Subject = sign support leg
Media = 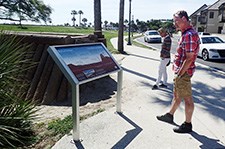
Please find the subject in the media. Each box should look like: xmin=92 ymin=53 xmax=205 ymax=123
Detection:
xmin=72 ymin=84 xmax=80 ymax=141
xmin=116 ymin=70 xmax=123 ymax=113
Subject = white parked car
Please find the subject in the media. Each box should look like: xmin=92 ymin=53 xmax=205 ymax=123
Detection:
xmin=144 ymin=30 xmax=162 ymax=43
xmin=198 ymin=35 xmax=225 ymax=61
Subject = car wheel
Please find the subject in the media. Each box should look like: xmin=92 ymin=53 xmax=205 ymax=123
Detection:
xmin=145 ymin=38 xmax=148 ymax=42
xmin=202 ymin=49 xmax=209 ymax=61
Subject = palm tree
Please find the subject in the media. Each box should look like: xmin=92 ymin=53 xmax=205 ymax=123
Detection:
xmin=104 ymin=20 xmax=108 ymax=29
xmin=118 ymin=0 xmax=125 ymax=53
xmin=124 ymin=19 xmax=129 ymax=30
xmin=88 ymin=22 xmax=92 ymax=27
xmin=82 ymin=18 xmax=88 ymax=27
xmin=78 ymin=10 xmax=84 ymax=27
xmin=110 ymin=22 xmax=114 ymax=27
xmin=71 ymin=10 xmax=77 ymax=27
xmin=0 ymin=32 xmax=37 ymax=148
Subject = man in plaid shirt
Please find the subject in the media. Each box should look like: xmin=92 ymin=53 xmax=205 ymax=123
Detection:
xmin=156 ymin=10 xmax=200 ymax=133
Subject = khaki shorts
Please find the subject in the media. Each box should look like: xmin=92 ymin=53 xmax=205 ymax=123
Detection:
xmin=174 ymin=73 xmax=192 ymax=98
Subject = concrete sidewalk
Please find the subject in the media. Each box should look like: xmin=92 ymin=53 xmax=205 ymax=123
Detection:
xmin=52 ymin=38 xmax=225 ymax=149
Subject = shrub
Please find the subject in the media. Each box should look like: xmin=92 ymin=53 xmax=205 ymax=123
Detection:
xmin=0 ymin=31 xmax=37 ymax=148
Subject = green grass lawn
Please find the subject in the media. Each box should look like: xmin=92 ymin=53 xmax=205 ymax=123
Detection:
xmin=0 ymin=24 xmax=119 ymax=53
xmin=0 ymin=24 xmax=93 ymax=33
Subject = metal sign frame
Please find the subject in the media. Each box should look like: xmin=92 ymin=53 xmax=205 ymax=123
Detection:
xmin=47 ymin=42 xmax=123 ymax=141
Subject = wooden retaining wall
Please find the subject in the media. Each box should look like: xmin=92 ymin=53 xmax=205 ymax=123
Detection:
xmin=8 ymin=32 xmax=104 ymax=104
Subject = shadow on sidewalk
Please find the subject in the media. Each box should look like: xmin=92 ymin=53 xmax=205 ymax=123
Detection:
xmin=122 ymin=67 xmax=156 ymax=82
xmin=111 ymin=112 xmax=143 ymax=149
xmin=70 ymin=112 xmax=143 ymax=149
xmin=190 ymin=131 xmax=225 ymax=149
xmin=192 ymin=66 xmax=225 ymax=121
xmin=129 ymin=53 xmax=160 ymax=62
xmin=73 ymin=140 xmax=85 ymax=149
xmin=151 ymin=64 xmax=225 ymax=122
xmin=193 ymin=80 xmax=225 ymax=121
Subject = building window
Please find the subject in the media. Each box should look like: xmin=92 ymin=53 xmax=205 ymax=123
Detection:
xmin=209 ymin=12 xmax=214 ymax=18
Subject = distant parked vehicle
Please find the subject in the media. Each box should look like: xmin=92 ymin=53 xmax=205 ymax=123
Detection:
xmin=198 ymin=32 xmax=211 ymax=36
xmin=144 ymin=30 xmax=162 ymax=43
xmin=198 ymin=35 xmax=225 ymax=61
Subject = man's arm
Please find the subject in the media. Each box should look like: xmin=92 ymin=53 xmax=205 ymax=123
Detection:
xmin=177 ymin=52 xmax=194 ymax=76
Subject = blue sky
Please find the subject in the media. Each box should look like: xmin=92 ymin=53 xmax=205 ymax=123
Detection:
xmin=0 ymin=0 xmax=217 ymax=25
xmin=41 ymin=0 xmax=216 ymax=25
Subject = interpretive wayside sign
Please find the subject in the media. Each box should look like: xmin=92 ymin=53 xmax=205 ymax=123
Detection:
xmin=56 ymin=44 xmax=120 ymax=82
xmin=48 ymin=43 xmax=121 ymax=84
xmin=47 ymin=43 xmax=123 ymax=141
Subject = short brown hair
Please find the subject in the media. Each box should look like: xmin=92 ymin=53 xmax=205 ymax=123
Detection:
xmin=174 ymin=10 xmax=189 ymax=21
xmin=158 ymin=27 xmax=167 ymax=33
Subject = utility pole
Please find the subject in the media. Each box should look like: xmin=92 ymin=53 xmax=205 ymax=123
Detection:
xmin=132 ymin=15 xmax=134 ymax=37
xmin=127 ymin=0 xmax=132 ymax=45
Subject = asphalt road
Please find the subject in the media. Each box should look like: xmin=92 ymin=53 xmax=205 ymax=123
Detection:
xmin=136 ymin=35 xmax=225 ymax=72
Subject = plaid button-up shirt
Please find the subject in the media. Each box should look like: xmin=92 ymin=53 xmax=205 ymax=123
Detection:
xmin=160 ymin=35 xmax=172 ymax=58
xmin=173 ymin=27 xmax=200 ymax=76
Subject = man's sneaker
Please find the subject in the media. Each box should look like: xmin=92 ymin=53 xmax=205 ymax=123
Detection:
xmin=159 ymin=83 xmax=167 ymax=88
xmin=173 ymin=122 xmax=192 ymax=133
xmin=152 ymin=85 xmax=158 ymax=90
xmin=156 ymin=113 xmax=173 ymax=124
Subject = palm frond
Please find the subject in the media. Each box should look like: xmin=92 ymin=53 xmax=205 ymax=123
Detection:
xmin=0 ymin=31 xmax=38 ymax=148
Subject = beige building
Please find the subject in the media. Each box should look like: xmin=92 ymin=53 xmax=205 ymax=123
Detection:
xmin=190 ymin=0 xmax=225 ymax=33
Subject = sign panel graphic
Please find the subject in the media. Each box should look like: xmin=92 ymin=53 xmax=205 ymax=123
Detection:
xmin=55 ymin=44 xmax=120 ymax=82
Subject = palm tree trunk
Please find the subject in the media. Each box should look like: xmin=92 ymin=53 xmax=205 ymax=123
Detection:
xmin=94 ymin=0 xmax=103 ymax=37
xmin=118 ymin=0 xmax=125 ymax=53
xmin=79 ymin=14 xmax=81 ymax=26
